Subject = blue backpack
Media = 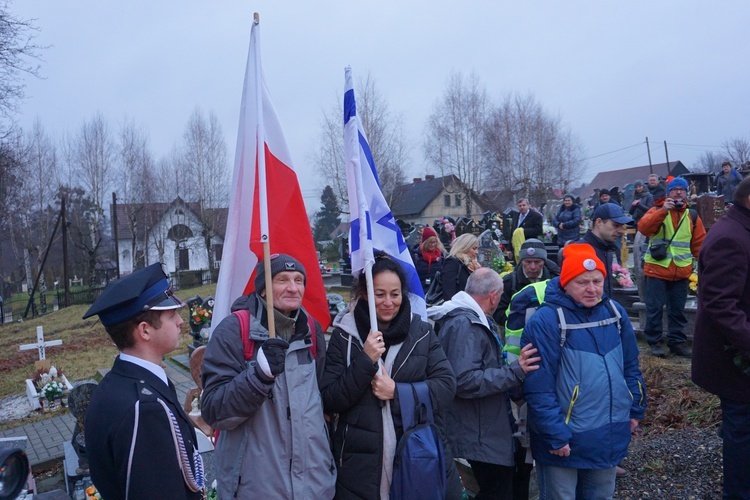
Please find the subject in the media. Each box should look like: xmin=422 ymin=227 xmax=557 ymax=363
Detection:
xmin=390 ymin=381 xmax=446 ymax=500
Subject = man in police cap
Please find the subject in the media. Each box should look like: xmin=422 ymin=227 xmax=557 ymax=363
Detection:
xmin=83 ymin=263 xmax=204 ymax=500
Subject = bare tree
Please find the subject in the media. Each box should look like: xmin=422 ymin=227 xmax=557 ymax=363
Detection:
xmin=0 ymin=125 xmax=57 ymax=289
xmin=722 ymin=136 xmax=750 ymax=168
xmin=694 ymin=150 xmax=723 ymax=173
xmin=0 ymin=130 xmax=24 ymax=284
xmin=483 ymin=92 xmax=585 ymax=207
xmin=312 ymin=71 xmax=410 ymax=207
xmin=69 ymin=113 xmax=115 ymax=283
xmin=0 ymin=2 xmax=43 ymax=132
xmin=180 ymin=107 xmax=229 ymax=271
xmin=74 ymin=113 xmax=115 ymax=213
xmin=115 ymin=117 xmax=156 ymax=270
xmin=19 ymin=120 xmax=61 ymax=284
xmin=423 ymin=71 xmax=489 ymax=215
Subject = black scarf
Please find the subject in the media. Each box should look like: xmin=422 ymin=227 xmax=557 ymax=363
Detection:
xmin=353 ymin=297 xmax=411 ymax=347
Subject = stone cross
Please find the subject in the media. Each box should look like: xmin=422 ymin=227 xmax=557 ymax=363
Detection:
xmin=20 ymin=326 xmax=62 ymax=361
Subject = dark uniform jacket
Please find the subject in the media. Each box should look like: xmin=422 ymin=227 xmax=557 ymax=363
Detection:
xmin=85 ymin=357 xmax=202 ymax=500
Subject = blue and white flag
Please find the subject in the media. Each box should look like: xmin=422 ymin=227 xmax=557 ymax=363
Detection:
xmin=344 ymin=66 xmax=426 ymax=319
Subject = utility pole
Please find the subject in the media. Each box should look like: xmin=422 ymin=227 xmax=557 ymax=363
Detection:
xmin=664 ymin=141 xmax=671 ymax=177
xmin=112 ymin=192 xmax=120 ymax=279
xmin=62 ymin=196 xmax=70 ymax=308
xmin=646 ymin=137 xmax=653 ymax=175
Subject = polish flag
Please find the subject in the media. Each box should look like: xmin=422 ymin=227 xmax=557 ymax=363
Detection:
xmin=211 ymin=16 xmax=330 ymax=331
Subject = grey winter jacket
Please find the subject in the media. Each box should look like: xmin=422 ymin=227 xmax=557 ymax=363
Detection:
xmin=201 ymin=293 xmax=336 ymax=499
xmin=433 ymin=296 xmax=526 ymax=466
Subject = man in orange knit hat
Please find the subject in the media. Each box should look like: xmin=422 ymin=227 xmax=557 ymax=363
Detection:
xmin=521 ymin=244 xmax=646 ymax=499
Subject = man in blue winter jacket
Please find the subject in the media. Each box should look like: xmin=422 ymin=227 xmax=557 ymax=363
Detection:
xmin=521 ymin=244 xmax=646 ymax=499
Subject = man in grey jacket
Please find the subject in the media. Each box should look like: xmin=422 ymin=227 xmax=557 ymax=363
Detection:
xmin=201 ymin=254 xmax=336 ymax=498
xmin=429 ymin=268 xmax=540 ymax=500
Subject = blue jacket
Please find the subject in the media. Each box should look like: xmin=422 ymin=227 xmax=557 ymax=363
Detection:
xmin=553 ymin=204 xmax=582 ymax=245
xmin=520 ymin=278 xmax=646 ymax=469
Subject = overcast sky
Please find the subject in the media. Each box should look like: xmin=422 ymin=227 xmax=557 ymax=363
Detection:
xmin=12 ymin=1 xmax=750 ymax=212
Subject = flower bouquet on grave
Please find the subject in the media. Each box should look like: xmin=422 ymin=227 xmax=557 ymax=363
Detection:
xmin=33 ymin=366 xmax=67 ymax=410
xmin=41 ymin=380 xmax=65 ymax=410
xmin=612 ymin=263 xmax=634 ymax=288
xmin=541 ymin=223 xmax=557 ymax=245
xmin=191 ymin=304 xmax=212 ymax=327
xmin=489 ymin=254 xmax=505 ymax=274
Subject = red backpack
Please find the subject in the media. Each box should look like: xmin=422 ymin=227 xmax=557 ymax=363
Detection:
xmin=213 ymin=310 xmax=319 ymax=445
xmin=232 ymin=309 xmax=318 ymax=360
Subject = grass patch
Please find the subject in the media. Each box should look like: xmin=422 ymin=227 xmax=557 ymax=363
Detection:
xmin=638 ymin=344 xmax=721 ymax=434
xmin=0 ymin=283 xmax=217 ymax=401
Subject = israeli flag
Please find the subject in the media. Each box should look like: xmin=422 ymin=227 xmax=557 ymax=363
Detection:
xmin=344 ymin=66 xmax=426 ymax=319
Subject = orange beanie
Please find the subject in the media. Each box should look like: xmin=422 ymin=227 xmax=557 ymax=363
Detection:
xmin=560 ymin=244 xmax=607 ymax=288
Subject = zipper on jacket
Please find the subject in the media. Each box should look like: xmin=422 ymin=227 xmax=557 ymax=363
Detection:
xmin=392 ymin=330 xmax=429 ymax=378
xmin=339 ymin=424 xmax=349 ymax=467
xmin=565 ymin=385 xmax=579 ymax=424
xmin=287 ymin=406 xmax=291 ymax=420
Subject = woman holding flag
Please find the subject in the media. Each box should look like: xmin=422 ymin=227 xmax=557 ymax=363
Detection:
xmin=321 ymin=252 xmax=462 ymax=499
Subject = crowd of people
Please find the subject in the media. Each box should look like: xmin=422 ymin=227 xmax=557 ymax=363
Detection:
xmin=78 ymin=164 xmax=748 ymax=499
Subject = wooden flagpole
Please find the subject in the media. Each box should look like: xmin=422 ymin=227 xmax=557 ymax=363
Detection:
xmin=253 ymin=12 xmax=276 ymax=338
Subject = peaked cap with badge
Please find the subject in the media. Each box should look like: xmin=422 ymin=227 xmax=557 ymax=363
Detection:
xmin=83 ymin=263 xmax=185 ymax=327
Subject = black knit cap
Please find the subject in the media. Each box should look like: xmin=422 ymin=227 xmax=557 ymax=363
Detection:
xmin=254 ymin=254 xmax=307 ymax=293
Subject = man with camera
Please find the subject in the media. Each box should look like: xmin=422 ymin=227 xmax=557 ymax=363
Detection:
xmin=638 ymin=177 xmax=706 ymax=358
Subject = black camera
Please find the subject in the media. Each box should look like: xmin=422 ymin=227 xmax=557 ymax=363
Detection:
xmin=674 ymin=199 xmax=685 ymax=210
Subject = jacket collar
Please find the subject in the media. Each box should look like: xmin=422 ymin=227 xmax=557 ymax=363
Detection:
xmin=112 ymin=356 xmax=179 ymax=406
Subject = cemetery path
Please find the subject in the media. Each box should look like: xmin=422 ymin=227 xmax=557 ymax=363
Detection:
xmin=0 ymin=357 xmax=195 ymax=466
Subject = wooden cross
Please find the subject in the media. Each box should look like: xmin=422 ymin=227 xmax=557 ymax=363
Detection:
xmin=20 ymin=326 xmax=62 ymax=362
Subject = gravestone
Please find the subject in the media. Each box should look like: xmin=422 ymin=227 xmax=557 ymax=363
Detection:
xmin=455 ymin=218 xmax=470 ymax=237
xmin=402 ymin=224 xmax=420 ymax=250
xmin=469 ymin=219 xmax=482 ymax=236
xmin=501 ymin=209 xmax=518 ymax=242
xmin=20 ymin=326 xmax=63 ymax=362
xmin=477 ymin=230 xmax=501 ymax=268
xmin=187 ymin=295 xmax=213 ymax=354
xmin=67 ymin=383 xmax=98 ymax=474
xmin=20 ymin=327 xmax=71 ymax=409
xmin=695 ymin=194 xmax=725 ymax=230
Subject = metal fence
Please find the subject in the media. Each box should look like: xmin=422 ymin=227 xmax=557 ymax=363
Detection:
xmin=0 ymin=287 xmax=108 ymax=325
xmin=0 ymin=269 xmax=217 ymax=326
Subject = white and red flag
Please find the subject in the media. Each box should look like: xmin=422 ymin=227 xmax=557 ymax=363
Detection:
xmin=211 ymin=16 xmax=330 ymax=331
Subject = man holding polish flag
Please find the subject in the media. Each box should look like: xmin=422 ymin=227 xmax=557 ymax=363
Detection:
xmin=201 ymin=14 xmax=336 ymax=499
xmin=209 ymin=15 xmax=329 ymax=331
